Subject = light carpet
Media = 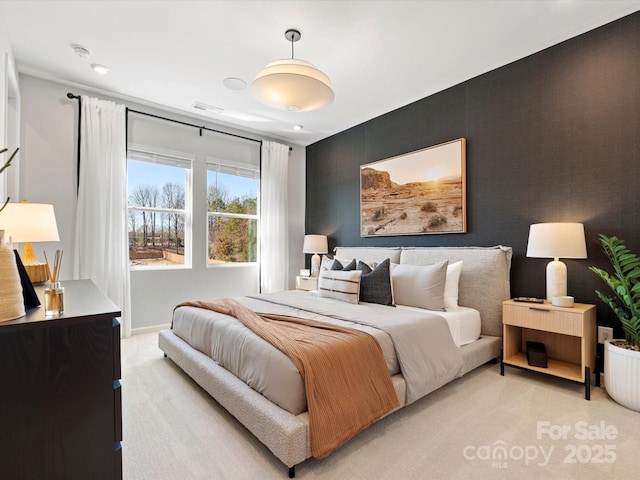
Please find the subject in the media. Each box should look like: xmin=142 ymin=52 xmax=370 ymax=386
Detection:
xmin=122 ymin=332 xmax=639 ymax=479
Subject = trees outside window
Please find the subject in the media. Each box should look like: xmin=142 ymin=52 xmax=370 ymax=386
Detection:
xmin=127 ymin=153 xmax=190 ymax=268
xmin=127 ymin=150 xmax=259 ymax=268
xmin=207 ymin=163 xmax=259 ymax=264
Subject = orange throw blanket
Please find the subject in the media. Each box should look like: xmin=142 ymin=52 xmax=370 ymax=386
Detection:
xmin=176 ymin=298 xmax=400 ymax=458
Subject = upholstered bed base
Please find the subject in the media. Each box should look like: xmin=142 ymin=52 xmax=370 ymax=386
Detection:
xmin=158 ymin=329 xmax=501 ymax=475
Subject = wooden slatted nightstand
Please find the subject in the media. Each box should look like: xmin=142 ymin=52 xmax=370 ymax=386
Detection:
xmin=500 ymin=299 xmax=596 ymax=399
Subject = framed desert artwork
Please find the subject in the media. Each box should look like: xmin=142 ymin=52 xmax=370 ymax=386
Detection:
xmin=360 ymin=138 xmax=466 ymax=236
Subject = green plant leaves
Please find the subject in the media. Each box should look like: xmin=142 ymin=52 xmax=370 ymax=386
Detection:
xmin=590 ymin=234 xmax=640 ymax=346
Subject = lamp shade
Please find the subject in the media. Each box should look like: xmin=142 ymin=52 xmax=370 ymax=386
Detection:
xmin=526 ymin=223 xmax=587 ymax=259
xmin=0 ymin=203 xmax=60 ymax=243
xmin=303 ymin=234 xmax=328 ymax=254
xmin=252 ymin=58 xmax=334 ymax=112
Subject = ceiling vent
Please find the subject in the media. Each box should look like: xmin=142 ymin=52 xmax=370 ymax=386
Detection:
xmin=72 ymin=44 xmax=92 ymax=58
xmin=192 ymin=102 xmax=223 ymax=114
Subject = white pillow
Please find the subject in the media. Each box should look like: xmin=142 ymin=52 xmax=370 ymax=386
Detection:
xmin=318 ymin=270 xmax=362 ymax=304
xmin=320 ymin=255 xmax=335 ymax=271
xmin=390 ymin=261 xmax=448 ymax=311
xmin=444 ymin=261 xmax=463 ymax=310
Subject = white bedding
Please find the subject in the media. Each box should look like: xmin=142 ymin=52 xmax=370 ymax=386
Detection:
xmin=173 ymin=290 xmax=471 ymax=416
xmin=396 ymin=305 xmax=481 ymax=347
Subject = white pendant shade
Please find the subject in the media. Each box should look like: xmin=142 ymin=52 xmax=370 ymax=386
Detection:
xmin=252 ymin=58 xmax=334 ymax=112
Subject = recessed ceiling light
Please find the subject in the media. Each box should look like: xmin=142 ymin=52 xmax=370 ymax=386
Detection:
xmin=91 ymin=63 xmax=110 ymax=74
xmin=72 ymin=44 xmax=92 ymax=58
xmin=293 ymin=125 xmax=303 ymax=131
xmin=223 ymin=77 xmax=247 ymax=91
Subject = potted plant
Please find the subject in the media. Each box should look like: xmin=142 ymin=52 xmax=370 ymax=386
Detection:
xmin=589 ymin=234 xmax=640 ymax=411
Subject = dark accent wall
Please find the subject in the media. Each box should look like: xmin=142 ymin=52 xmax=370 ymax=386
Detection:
xmin=306 ymin=12 xmax=640 ymax=332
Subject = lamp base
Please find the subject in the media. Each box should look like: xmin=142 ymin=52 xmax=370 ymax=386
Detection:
xmin=311 ymin=253 xmax=321 ymax=277
xmin=546 ymin=259 xmax=567 ymax=301
xmin=24 ymin=262 xmax=50 ymax=284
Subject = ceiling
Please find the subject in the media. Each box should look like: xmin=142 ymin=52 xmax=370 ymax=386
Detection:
xmin=1 ymin=1 xmax=639 ymax=147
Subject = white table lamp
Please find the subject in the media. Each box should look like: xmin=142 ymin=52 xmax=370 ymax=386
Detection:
xmin=0 ymin=202 xmax=60 ymax=283
xmin=303 ymin=234 xmax=328 ymax=277
xmin=526 ymin=222 xmax=587 ymax=301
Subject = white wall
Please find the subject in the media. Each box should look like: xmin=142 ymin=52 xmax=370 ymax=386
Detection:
xmin=19 ymin=74 xmax=306 ymax=332
xmin=0 ymin=11 xmax=19 ymax=205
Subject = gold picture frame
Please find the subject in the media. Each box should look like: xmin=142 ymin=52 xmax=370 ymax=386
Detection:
xmin=360 ymin=138 xmax=466 ymax=237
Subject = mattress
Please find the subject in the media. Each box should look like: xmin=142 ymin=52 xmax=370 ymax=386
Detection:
xmin=172 ymin=292 xmax=476 ymax=415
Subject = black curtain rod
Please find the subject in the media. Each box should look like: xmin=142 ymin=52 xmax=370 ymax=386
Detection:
xmin=66 ymin=93 xmax=82 ymax=191
xmin=67 ymin=93 xmax=292 ymax=151
xmin=127 ymin=108 xmax=292 ymax=151
xmin=127 ymin=107 xmax=264 ymax=146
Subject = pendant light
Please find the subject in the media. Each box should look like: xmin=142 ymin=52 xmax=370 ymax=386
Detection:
xmin=252 ymin=29 xmax=334 ymax=112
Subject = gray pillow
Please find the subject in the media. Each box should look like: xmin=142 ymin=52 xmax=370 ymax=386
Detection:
xmin=330 ymin=258 xmax=356 ymax=271
xmin=357 ymin=258 xmax=394 ymax=306
xmin=390 ymin=261 xmax=448 ymax=311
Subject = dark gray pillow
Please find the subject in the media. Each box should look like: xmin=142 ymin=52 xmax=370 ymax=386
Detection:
xmin=357 ymin=258 xmax=394 ymax=306
xmin=330 ymin=258 xmax=356 ymax=271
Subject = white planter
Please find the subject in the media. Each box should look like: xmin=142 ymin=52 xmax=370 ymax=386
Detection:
xmin=604 ymin=339 xmax=640 ymax=412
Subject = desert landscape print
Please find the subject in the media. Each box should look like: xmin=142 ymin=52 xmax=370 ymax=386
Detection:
xmin=360 ymin=138 xmax=466 ymax=236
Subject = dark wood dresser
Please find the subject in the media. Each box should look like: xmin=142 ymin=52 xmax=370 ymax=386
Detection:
xmin=0 ymin=279 xmax=122 ymax=480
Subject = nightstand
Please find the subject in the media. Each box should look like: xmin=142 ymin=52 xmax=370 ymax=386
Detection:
xmin=295 ymin=275 xmax=318 ymax=291
xmin=500 ymin=299 xmax=596 ymax=400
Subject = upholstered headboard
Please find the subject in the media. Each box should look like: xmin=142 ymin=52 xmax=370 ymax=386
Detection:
xmin=333 ymin=246 xmax=512 ymax=337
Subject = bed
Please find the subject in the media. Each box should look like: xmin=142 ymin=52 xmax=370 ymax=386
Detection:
xmin=158 ymin=246 xmax=512 ymax=477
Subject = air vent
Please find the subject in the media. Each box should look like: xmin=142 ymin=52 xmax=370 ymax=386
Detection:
xmin=192 ymin=102 xmax=223 ymax=114
xmin=72 ymin=44 xmax=92 ymax=58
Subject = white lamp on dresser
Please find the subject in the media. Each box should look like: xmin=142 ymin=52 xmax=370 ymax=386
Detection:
xmin=303 ymin=234 xmax=328 ymax=277
xmin=526 ymin=222 xmax=587 ymax=301
xmin=0 ymin=202 xmax=60 ymax=284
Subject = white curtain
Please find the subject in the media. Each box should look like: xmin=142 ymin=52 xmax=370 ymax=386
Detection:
xmin=74 ymin=96 xmax=131 ymax=337
xmin=260 ymin=141 xmax=289 ymax=293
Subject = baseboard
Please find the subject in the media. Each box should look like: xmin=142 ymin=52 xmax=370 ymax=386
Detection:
xmin=131 ymin=323 xmax=171 ymax=336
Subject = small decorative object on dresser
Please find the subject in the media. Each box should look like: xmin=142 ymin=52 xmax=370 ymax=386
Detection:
xmin=0 ymin=230 xmax=24 ymax=322
xmin=0 ymin=147 xmax=24 ymax=323
xmin=43 ymin=249 xmax=64 ymax=316
xmin=501 ymin=299 xmax=596 ymax=399
xmin=589 ymin=234 xmax=640 ymax=412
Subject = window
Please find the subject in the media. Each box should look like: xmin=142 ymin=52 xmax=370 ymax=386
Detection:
xmin=207 ymin=160 xmax=259 ymax=264
xmin=127 ymin=148 xmax=192 ymax=268
xmin=126 ymin=112 xmax=261 ymax=270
